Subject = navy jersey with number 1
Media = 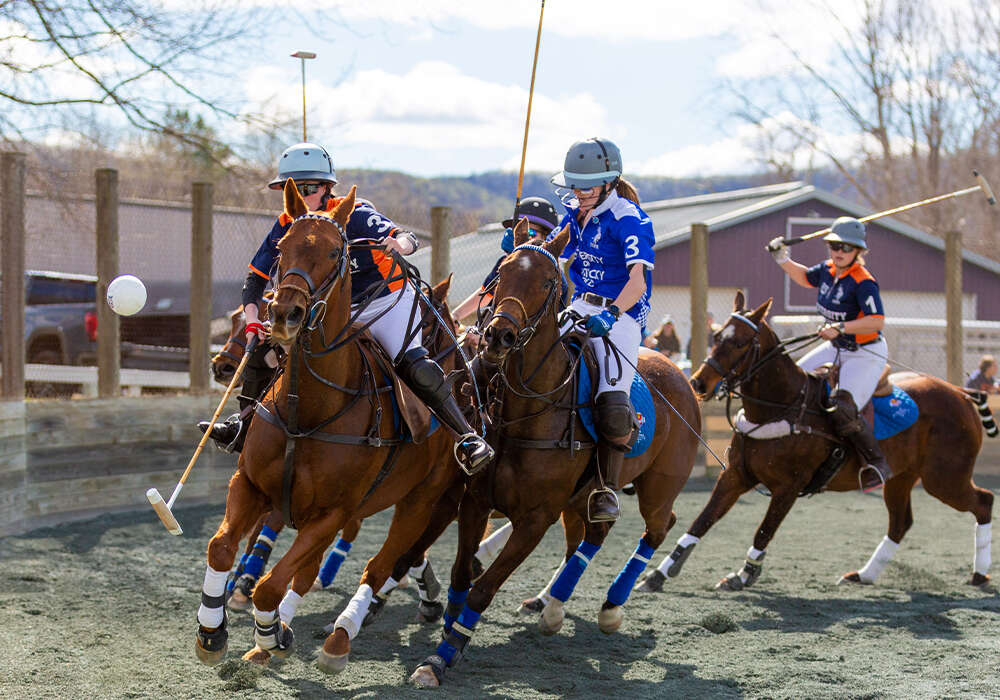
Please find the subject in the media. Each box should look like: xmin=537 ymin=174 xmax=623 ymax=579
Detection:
xmin=805 ymin=259 xmax=884 ymax=345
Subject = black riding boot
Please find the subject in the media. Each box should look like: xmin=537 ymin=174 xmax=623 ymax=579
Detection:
xmin=396 ymin=347 xmax=494 ymax=476
xmin=588 ymin=391 xmax=633 ymax=522
xmin=199 ymin=345 xmax=276 ymax=453
xmin=826 ymin=389 xmax=893 ymax=491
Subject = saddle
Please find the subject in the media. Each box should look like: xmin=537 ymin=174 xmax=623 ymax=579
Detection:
xmin=813 ymin=362 xmax=893 ymax=426
xmin=356 ymin=331 xmax=435 ymax=444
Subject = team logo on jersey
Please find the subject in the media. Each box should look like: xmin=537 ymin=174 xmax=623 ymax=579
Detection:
xmin=589 ymin=227 xmax=603 ymax=249
xmin=831 ymin=285 xmax=845 ymax=305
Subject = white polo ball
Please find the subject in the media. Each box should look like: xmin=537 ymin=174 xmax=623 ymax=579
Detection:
xmin=106 ymin=274 xmax=147 ymax=316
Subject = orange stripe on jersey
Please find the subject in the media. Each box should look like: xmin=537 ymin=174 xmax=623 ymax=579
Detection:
xmin=249 ymin=263 xmax=269 ymax=280
xmin=374 ymin=249 xmax=404 ymax=292
xmin=848 ymin=263 xmax=875 ymax=283
xmin=853 ymin=311 xmax=881 ymax=345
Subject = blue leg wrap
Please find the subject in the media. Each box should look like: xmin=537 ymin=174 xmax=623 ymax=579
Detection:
xmin=607 ymin=537 xmax=656 ymax=606
xmin=442 ymin=586 xmax=469 ymax=634
xmin=227 ymin=553 xmax=250 ymax=593
xmin=550 ymin=541 xmax=601 ymax=603
xmin=244 ymin=525 xmax=278 ymax=580
xmin=318 ymin=537 xmax=353 ymax=588
xmin=435 ymin=607 xmax=481 ymax=667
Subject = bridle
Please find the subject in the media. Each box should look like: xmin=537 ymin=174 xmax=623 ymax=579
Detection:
xmin=703 ymin=311 xmax=763 ymax=394
xmin=490 ymin=244 xmax=562 ymax=352
xmin=273 ymin=213 xmax=350 ymax=331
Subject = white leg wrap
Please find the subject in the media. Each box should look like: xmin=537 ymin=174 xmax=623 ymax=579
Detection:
xmin=408 ymin=559 xmax=428 ymax=578
xmin=477 ymin=521 xmax=514 ymax=564
xmin=656 ymin=533 xmax=700 ymax=577
xmin=975 ymin=522 xmax=992 ymax=575
xmin=535 ymin=558 xmax=567 ymax=603
xmin=252 ymin=607 xmax=280 ymax=650
xmin=197 ymin=566 xmax=229 ymax=628
xmin=334 ymin=584 xmax=373 ymax=641
xmin=748 ymin=546 xmax=765 ymax=561
xmin=858 ymin=536 xmax=900 ymax=583
xmin=678 ymin=533 xmax=700 ymax=548
xmin=278 ymin=590 xmax=302 ymax=624
xmin=377 ymin=577 xmax=398 ymax=595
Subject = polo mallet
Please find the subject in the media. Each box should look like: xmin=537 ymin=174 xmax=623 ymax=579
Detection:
xmin=777 ymin=170 xmax=996 ymax=247
xmin=146 ymin=335 xmax=259 ymax=535
xmin=512 ymin=0 xmax=546 ymax=221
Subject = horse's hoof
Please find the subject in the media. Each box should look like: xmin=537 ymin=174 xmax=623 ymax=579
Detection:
xmin=539 ymin=599 xmax=564 ymax=636
xmin=409 ymin=664 xmax=441 ymax=687
xmin=598 ymin=603 xmax=623 ymax=634
xmin=195 ymin=622 xmax=229 ymax=666
xmin=241 ymin=646 xmax=271 ymax=666
xmin=518 ymin=597 xmax=545 ymax=615
xmin=837 ymin=571 xmax=868 ymax=585
xmin=194 ymin=638 xmax=227 ymax=666
xmin=417 ymin=600 xmax=444 ymax=623
xmin=715 ymin=573 xmax=745 ymax=591
xmin=970 ymin=572 xmax=991 ymax=586
xmin=635 ymin=570 xmax=666 ymax=593
xmin=309 ymin=577 xmax=324 ymax=593
xmin=316 ymin=648 xmax=349 ymax=675
xmin=228 ymin=589 xmax=252 ymax=611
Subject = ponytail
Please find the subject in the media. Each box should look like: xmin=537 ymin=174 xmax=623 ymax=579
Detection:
xmin=615 ymin=178 xmax=640 ymax=205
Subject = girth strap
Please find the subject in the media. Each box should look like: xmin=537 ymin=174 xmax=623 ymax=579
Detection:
xmin=503 ymin=436 xmax=596 ymax=451
xmin=281 ymin=342 xmax=300 ymax=528
xmin=255 ymin=403 xmax=404 ymax=447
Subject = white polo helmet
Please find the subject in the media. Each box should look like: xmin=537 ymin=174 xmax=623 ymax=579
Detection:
xmin=268 ymin=142 xmax=337 ymax=190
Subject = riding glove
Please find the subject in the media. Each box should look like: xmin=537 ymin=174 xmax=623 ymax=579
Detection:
xmin=500 ymin=227 xmax=515 ymax=254
xmin=586 ymin=308 xmax=618 ymax=337
xmin=767 ymin=237 xmax=791 ymax=264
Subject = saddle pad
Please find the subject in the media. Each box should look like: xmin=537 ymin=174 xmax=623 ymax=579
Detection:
xmin=577 ymin=358 xmax=655 ymax=458
xmin=870 ymin=384 xmax=919 ymax=440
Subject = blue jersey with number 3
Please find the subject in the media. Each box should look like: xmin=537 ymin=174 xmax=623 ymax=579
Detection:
xmin=557 ymin=191 xmax=655 ymax=329
xmin=805 ymin=260 xmax=884 ymax=344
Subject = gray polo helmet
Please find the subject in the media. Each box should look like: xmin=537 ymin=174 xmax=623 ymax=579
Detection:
xmin=268 ymin=142 xmax=337 ymax=190
xmin=823 ymin=216 xmax=868 ymax=250
xmin=550 ymin=137 xmax=622 ymax=190
xmin=502 ymin=196 xmax=561 ymax=231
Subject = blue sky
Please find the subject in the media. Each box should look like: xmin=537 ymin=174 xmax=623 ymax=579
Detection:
xmin=229 ymin=1 xmax=857 ymax=178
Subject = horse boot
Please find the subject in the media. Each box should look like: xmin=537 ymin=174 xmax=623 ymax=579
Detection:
xmin=588 ymin=391 xmax=633 ymax=523
xmin=826 ymin=389 xmax=892 ymax=491
xmin=199 ymin=350 xmax=276 ymax=453
xmin=395 ymin=346 xmax=495 ymax=476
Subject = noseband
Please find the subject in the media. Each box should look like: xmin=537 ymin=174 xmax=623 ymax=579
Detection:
xmin=490 ymin=244 xmax=561 ymax=351
xmin=704 ymin=312 xmax=762 ymax=392
xmin=273 ymin=213 xmax=350 ymax=330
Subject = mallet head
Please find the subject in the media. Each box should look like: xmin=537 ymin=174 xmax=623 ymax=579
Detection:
xmin=146 ymin=487 xmax=183 ymax=536
xmin=973 ymin=170 xmax=996 ymax=206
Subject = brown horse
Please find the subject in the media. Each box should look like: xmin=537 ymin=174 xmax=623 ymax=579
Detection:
xmin=409 ymin=221 xmax=701 ymax=687
xmin=636 ymin=291 xmax=994 ymax=594
xmin=194 ymin=182 xmax=470 ymax=675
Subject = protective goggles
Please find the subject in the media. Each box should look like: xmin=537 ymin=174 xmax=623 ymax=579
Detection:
xmin=827 ymin=241 xmax=859 ymax=252
xmin=295 ymin=183 xmax=324 ymax=196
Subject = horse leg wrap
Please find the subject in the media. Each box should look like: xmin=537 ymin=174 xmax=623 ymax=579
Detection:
xmin=227 ymin=554 xmax=250 ymax=595
xmin=442 ymin=586 xmax=469 ymax=634
xmin=974 ymin=393 xmax=998 ymax=437
xmin=550 ymin=541 xmax=601 ymax=603
xmin=434 ymin=607 xmax=481 ymax=668
xmin=476 ymin=521 xmax=513 ymax=566
xmin=740 ymin=547 xmax=766 ymax=587
xmin=657 ymin=533 xmax=700 ymax=578
xmin=334 ymin=584 xmax=373 ymax=641
xmin=253 ymin=608 xmax=293 ymax=653
xmin=318 ymin=537 xmax=353 ymax=588
xmin=363 ymin=590 xmax=389 ymax=628
xmin=975 ymin=522 xmax=992 ymax=576
xmin=607 ymin=537 xmax=656 ymax=606
xmin=197 ymin=610 xmax=228 ymax=654
xmin=278 ymin=590 xmax=302 ymax=625
xmin=243 ymin=525 xmax=278 ymax=580
xmin=198 ymin=566 xmax=230 ymax=628
xmin=857 ymin=536 xmax=899 ymax=583
xmin=412 ymin=558 xmax=441 ymax=602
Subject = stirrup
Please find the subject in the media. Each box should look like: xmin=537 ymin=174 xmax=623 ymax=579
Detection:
xmin=200 ymin=414 xmax=243 ymax=454
xmin=858 ymin=464 xmax=887 ymax=492
xmin=587 ymin=487 xmax=620 ymax=523
xmin=454 ymin=433 xmax=494 ymax=476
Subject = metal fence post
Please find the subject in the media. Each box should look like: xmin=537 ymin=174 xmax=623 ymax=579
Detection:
xmin=190 ymin=182 xmax=213 ymax=394
xmin=1 ymin=152 xmax=26 ymax=400
xmin=689 ymin=222 xmax=709 ymax=370
xmin=95 ymin=168 xmax=121 ymax=398
xmin=945 ymin=230 xmax=963 ymax=385
xmin=430 ymin=206 xmax=451 ymax=286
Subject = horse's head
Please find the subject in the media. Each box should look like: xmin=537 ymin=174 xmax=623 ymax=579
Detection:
xmin=269 ymin=181 xmax=356 ymax=345
xmin=689 ymin=291 xmax=772 ymax=399
xmin=211 ymin=308 xmax=248 ymax=385
xmin=482 ymin=218 xmax=570 ymax=364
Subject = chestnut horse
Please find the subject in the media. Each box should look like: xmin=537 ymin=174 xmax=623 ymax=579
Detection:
xmin=194 ymin=183 xmax=472 ymax=675
xmin=409 ymin=221 xmax=701 ymax=687
xmin=637 ymin=291 xmax=994 ymax=594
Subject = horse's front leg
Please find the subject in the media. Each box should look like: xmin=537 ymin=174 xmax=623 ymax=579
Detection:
xmin=538 ymin=516 xmax=613 ymax=636
xmin=637 ymin=462 xmax=753 ymax=592
xmin=229 ymin=509 xmax=284 ymax=611
xmin=195 ymin=469 xmax=266 ymax=665
xmin=716 ymin=484 xmax=800 ymax=591
xmin=410 ymin=507 xmax=554 ymax=688
xmin=518 ymin=509 xmax=585 ymax=615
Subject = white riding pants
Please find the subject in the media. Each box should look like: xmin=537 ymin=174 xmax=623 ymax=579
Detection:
xmin=351 ymin=285 xmax=422 ymax=362
xmin=796 ymin=337 xmax=888 ymax=409
xmin=562 ymin=299 xmax=641 ymax=396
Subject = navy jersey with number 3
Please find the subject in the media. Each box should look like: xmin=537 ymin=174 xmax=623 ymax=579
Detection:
xmin=805 ymin=260 xmax=884 ymax=345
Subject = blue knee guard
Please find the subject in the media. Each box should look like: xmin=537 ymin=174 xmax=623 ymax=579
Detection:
xmin=550 ymin=541 xmax=601 ymax=602
xmin=244 ymin=525 xmax=278 ymax=580
xmin=442 ymin=586 xmax=469 ymax=634
xmin=227 ymin=553 xmax=251 ymax=594
xmin=318 ymin=537 xmax=353 ymax=588
xmin=607 ymin=537 xmax=656 ymax=606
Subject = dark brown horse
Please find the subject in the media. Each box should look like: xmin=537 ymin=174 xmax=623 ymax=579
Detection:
xmin=636 ymin=291 xmax=994 ymax=594
xmin=409 ymin=220 xmax=701 ymax=687
xmin=194 ymin=183 xmax=470 ymax=675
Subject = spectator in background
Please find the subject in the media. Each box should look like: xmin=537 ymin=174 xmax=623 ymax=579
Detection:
xmin=642 ymin=313 xmax=682 ymax=360
xmin=967 ymin=355 xmax=999 ymax=394
xmin=686 ymin=311 xmax=722 ymax=359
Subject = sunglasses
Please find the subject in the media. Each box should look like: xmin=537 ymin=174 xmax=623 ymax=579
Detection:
xmin=295 ymin=183 xmax=324 ymax=196
xmin=827 ymin=242 xmax=858 ymax=253
xmin=572 ymin=185 xmax=600 ymax=195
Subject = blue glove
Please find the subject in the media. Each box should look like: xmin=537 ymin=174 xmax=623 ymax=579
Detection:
xmin=500 ymin=227 xmax=515 ymax=254
xmin=586 ymin=309 xmax=618 ymax=337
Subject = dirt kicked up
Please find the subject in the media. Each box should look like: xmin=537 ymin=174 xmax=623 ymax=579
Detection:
xmin=2 ymin=475 xmax=999 ymax=699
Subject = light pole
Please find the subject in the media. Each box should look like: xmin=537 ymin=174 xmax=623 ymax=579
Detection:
xmin=291 ymin=51 xmax=316 ymax=141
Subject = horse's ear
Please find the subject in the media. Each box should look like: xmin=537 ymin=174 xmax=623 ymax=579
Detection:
xmin=330 ymin=185 xmax=357 ymax=227
xmin=750 ymin=297 xmax=773 ymax=321
xmin=542 ymin=224 xmax=570 ymax=258
xmin=432 ymin=273 xmax=452 ymax=302
xmin=283 ymin=179 xmax=308 ymax=219
xmin=733 ymin=290 xmax=746 ymax=312
xmin=512 ymin=218 xmax=531 ymax=247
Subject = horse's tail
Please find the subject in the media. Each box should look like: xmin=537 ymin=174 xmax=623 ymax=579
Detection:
xmin=963 ymin=389 xmax=998 ymax=438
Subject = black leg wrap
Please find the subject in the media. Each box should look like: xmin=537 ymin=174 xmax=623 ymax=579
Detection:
xmin=666 ymin=541 xmax=696 ymax=578
xmin=363 ymin=594 xmax=387 ymax=628
xmin=415 ymin=559 xmax=441 ymax=601
xmin=255 ymin=618 xmax=294 ymax=653
xmin=234 ymin=574 xmax=256 ymax=599
xmin=198 ymin=611 xmax=229 ymax=652
xmin=417 ymin=600 xmax=444 ymax=622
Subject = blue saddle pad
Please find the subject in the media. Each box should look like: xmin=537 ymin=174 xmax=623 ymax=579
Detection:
xmin=577 ymin=360 xmax=655 ymax=458
xmin=871 ymin=385 xmax=919 ymax=440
